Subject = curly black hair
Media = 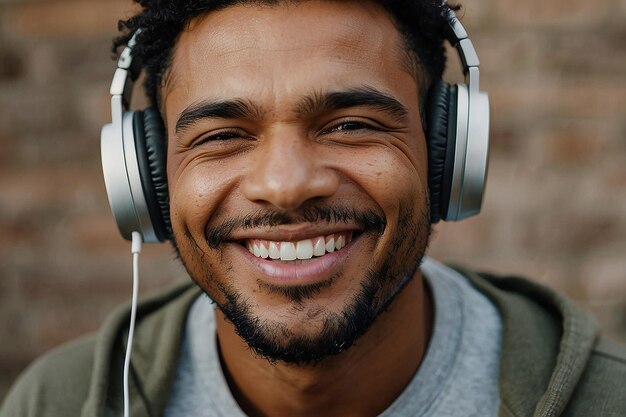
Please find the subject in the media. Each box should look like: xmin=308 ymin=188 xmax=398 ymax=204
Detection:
xmin=113 ymin=0 xmax=458 ymax=113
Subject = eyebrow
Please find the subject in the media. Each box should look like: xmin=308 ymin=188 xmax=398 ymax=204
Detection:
xmin=174 ymin=86 xmax=409 ymax=135
xmin=175 ymin=99 xmax=263 ymax=134
xmin=297 ymin=87 xmax=409 ymax=122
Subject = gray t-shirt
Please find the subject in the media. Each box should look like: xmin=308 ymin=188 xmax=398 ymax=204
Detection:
xmin=164 ymin=257 xmax=502 ymax=416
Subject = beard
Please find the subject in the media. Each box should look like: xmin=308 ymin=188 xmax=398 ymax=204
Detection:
xmin=172 ymin=202 xmax=431 ymax=365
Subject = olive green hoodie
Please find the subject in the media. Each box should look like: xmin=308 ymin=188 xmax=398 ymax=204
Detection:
xmin=2 ymin=269 xmax=626 ymax=417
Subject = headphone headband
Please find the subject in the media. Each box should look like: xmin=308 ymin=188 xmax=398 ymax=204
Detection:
xmin=446 ymin=11 xmax=479 ymax=72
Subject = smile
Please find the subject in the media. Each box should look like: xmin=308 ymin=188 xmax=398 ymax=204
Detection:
xmin=244 ymin=232 xmax=354 ymax=261
xmin=230 ymin=228 xmax=363 ymax=284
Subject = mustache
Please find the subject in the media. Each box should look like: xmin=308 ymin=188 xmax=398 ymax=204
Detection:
xmin=205 ymin=206 xmax=386 ymax=248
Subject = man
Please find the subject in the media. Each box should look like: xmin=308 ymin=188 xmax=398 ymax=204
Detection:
xmin=2 ymin=1 xmax=625 ymax=416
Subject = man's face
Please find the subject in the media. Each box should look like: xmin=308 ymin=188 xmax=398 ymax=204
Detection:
xmin=163 ymin=0 xmax=430 ymax=363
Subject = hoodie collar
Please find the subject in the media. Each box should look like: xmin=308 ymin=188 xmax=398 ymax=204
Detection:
xmin=458 ymin=268 xmax=598 ymax=417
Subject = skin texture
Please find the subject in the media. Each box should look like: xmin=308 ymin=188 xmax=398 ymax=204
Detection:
xmin=162 ymin=1 xmax=433 ymax=416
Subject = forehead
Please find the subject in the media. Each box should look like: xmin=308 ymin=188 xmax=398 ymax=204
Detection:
xmin=162 ymin=0 xmax=415 ymax=119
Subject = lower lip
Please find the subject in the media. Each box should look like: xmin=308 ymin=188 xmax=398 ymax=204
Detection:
xmin=230 ymin=237 xmax=360 ymax=286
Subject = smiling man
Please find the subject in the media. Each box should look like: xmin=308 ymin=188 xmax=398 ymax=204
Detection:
xmin=166 ymin=1 xmax=433 ymax=368
xmin=2 ymin=1 xmax=626 ymax=417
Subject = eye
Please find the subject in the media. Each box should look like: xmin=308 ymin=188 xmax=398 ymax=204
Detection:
xmin=330 ymin=121 xmax=367 ymax=132
xmin=193 ymin=129 xmax=250 ymax=147
xmin=322 ymin=119 xmax=380 ymax=135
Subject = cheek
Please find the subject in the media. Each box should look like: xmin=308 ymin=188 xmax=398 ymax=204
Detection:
xmin=167 ymin=156 xmax=241 ymax=238
xmin=335 ymin=142 xmax=428 ymax=216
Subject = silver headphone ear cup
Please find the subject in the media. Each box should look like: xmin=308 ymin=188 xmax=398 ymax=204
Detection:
xmin=459 ymin=90 xmax=489 ymax=219
xmin=427 ymin=80 xmax=490 ymax=223
xmin=444 ymin=84 xmax=490 ymax=221
xmin=101 ymin=114 xmax=140 ymax=241
xmin=122 ymin=112 xmax=160 ymax=243
xmin=101 ymin=111 xmax=161 ymax=242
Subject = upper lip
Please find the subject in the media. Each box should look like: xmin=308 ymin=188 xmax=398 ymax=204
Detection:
xmin=227 ymin=224 xmax=362 ymax=242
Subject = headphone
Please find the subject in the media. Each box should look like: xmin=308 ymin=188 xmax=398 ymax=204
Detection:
xmin=100 ymin=8 xmax=489 ymax=243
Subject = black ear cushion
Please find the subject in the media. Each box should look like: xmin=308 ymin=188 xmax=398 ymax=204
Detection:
xmin=426 ymin=81 xmax=455 ymax=223
xmin=133 ymin=107 xmax=171 ymax=240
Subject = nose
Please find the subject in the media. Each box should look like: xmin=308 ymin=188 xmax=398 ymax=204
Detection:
xmin=241 ymin=130 xmax=339 ymax=210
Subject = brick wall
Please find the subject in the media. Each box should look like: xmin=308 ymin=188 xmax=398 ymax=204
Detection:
xmin=1 ymin=0 xmax=625 ymax=401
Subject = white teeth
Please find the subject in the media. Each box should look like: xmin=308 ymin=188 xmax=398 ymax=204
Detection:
xmin=313 ymin=237 xmax=326 ymax=257
xmin=259 ymin=242 xmax=269 ymax=259
xmin=269 ymin=241 xmax=280 ymax=259
xmin=247 ymin=233 xmax=354 ymax=260
xmin=296 ymin=239 xmax=314 ymax=260
xmin=280 ymin=242 xmax=297 ymax=261
xmin=325 ymin=236 xmax=335 ymax=253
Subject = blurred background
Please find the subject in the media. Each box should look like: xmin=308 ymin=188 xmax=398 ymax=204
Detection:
xmin=1 ymin=0 xmax=625 ymax=401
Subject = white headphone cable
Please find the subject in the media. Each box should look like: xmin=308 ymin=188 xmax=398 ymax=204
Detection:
xmin=124 ymin=231 xmax=142 ymax=417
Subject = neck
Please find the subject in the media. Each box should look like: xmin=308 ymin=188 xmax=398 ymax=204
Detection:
xmin=215 ymin=269 xmax=433 ymax=417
